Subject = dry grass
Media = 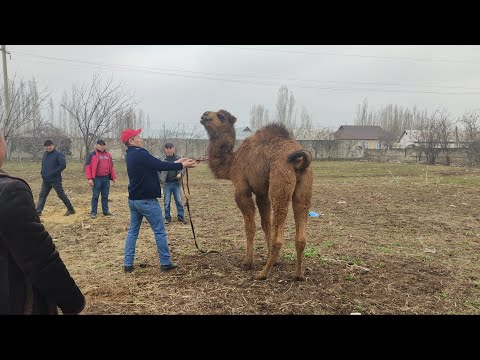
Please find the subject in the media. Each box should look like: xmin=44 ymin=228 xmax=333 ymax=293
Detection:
xmin=4 ymin=159 xmax=480 ymax=314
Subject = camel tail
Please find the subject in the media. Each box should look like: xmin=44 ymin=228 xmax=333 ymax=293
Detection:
xmin=288 ymin=150 xmax=312 ymax=171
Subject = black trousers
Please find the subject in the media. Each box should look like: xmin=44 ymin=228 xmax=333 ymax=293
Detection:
xmin=35 ymin=181 xmax=74 ymax=213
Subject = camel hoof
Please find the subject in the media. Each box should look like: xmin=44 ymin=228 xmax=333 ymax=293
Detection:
xmin=241 ymin=262 xmax=253 ymax=270
xmin=255 ymin=272 xmax=268 ymax=280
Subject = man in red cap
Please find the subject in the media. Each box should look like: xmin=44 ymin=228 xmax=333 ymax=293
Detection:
xmin=121 ymin=128 xmax=198 ymax=273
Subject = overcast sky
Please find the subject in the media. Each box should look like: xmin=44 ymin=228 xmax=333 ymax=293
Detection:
xmin=4 ymin=45 xmax=480 ymax=132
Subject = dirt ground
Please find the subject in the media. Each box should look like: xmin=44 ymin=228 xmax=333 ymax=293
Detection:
xmin=4 ymin=159 xmax=480 ymax=314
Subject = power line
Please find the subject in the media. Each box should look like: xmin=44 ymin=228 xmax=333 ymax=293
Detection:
xmin=12 ymin=50 xmax=480 ymax=90
xmin=10 ymin=51 xmax=480 ymax=95
xmin=211 ymin=45 xmax=480 ymax=64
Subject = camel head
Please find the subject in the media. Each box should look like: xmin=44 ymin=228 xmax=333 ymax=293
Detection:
xmin=200 ymin=110 xmax=237 ymax=137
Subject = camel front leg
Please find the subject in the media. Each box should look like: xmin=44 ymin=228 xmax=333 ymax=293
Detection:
xmin=235 ymin=188 xmax=256 ymax=270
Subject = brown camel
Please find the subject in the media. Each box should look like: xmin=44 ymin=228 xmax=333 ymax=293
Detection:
xmin=200 ymin=110 xmax=313 ymax=280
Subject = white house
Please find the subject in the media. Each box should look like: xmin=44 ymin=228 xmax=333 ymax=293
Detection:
xmin=395 ymin=129 xmax=462 ymax=149
xmin=395 ymin=130 xmax=421 ymax=149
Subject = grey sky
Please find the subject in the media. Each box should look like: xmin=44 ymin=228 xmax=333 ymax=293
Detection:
xmin=5 ymin=45 xmax=480 ymax=132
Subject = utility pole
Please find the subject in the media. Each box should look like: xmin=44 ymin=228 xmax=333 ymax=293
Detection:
xmin=1 ymin=45 xmax=10 ymax=123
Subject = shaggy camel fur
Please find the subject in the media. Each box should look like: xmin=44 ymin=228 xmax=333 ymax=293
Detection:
xmin=200 ymin=110 xmax=313 ymax=280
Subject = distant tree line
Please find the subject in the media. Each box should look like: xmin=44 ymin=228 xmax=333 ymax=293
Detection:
xmin=249 ymin=85 xmax=335 ymax=158
xmin=354 ymin=98 xmax=480 ymax=165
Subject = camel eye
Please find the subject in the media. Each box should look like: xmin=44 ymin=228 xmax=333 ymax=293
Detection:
xmin=218 ymin=113 xmax=225 ymax=120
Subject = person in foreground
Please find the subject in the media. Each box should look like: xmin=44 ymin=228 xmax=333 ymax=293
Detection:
xmin=0 ymin=131 xmax=86 ymax=314
xmin=121 ymin=128 xmax=198 ymax=273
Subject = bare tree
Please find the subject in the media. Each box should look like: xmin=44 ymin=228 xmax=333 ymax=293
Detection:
xmin=61 ymin=73 xmax=137 ymax=160
xmin=59 ymin=92 xmax=70 ymax=135
xmin=250 ymin=104 xmax=268 ymax=131
xmin=275 ymin=85 xmax=296 ymax=130
xmin=458 ymin=110 xmax=480 ymax=165
xmin=354 ymin=99 xmax=429 ymax=141
xmin=414 ymin=110 xmax=454 ymax=165
xmin=264 ymin=109 xmax=270 ymax=125
xmin=0 ymin=76 xmax=50 ymax=157
xmin=12 ymin=122 xmax=72 ymax=160
xmin=143 ymin=110 xmax=151 ymax=136
xmin=310 ymin=128 xmax=336 ymax=159
xmin=47 ymin=97 xmax=55 ymax=126
xmin=177 ymin=124 xmax=204 ymax=157
xmin=355 ymin=98 xmax=370 ymax=125
xmin=293 ymin=106 xmax=313 ymax=139
xmin=459 ymin=110 xmax=480 ymax=142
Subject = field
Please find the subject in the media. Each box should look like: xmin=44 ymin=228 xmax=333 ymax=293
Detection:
xmin=4 ymin=159 xmax=480 ymax=314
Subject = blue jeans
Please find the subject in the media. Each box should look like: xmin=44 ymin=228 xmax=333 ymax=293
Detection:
xmin=36 ymin=181 xmax=74 ymax=213
xmin=124 ymin=199 xmax=172 ymax=267
xmin=163 ymin=181 xmax=184 ymax=220
xmin=91 ymin=176 xmax=110 ymax=215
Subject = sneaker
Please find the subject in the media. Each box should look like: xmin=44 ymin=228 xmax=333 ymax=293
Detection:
xmin=178 ymin=217 xmax=187 ymax=224
xmin=124 ymin=265 xmax=134 ymax=273
xmin=36 ymin=211 xmax=42 ymax=216
xmin=64 ymin=209 xmax=76 ymax=216
xmin=90 ymin=213 xmax=97 ymax=219
xmin=161 ymin=262 xmax=177 ymax=272
xmin=103 ymin=211 xmax=113 ymax=216
xmin=165 ymin=218 xmax=171 ymax=224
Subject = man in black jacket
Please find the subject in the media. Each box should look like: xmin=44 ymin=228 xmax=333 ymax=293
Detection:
xmin=35 ymin=140 xmax=75 ymax=216
xmin=0 ymin=131 xmax=86 ymax=314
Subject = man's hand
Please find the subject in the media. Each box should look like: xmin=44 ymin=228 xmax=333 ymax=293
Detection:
xmin=175 ymin=173 xmax=182 ymax=179
xmin=88 ymin=179 xmax=94 ymax=187
xmin=181 ymin=159 xmax=198 ymax=169
xmin=112 ymin=179 xmax=116 ymax=185
xmin=174 ymin=157 xmax=187 ymax=164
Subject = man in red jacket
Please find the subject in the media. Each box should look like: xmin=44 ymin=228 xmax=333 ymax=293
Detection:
xmin=85 ymin=139 xmax=117 ymax=219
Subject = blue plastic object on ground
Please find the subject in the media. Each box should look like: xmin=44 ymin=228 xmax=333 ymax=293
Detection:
xmin=308 ymin=211 xmax=321 ymax=217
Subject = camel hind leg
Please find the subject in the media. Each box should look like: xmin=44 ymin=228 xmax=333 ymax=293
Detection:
xmin=255 ymin=194 xmax=272 ymax=262
xmin=256 ymin=172 xmax=296 ymax=280
xmin=235 ymin=186 xmax=256 ymax=270
xmin=292 ymin=168 xmax=313 ymax=281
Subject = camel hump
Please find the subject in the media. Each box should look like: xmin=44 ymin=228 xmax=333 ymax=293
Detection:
xmin=287 ymin=150 xmax=312 ymax=171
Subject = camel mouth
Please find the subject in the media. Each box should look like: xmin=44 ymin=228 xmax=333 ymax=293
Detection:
xmin=200 ymin=116 xmax=211 ymax=125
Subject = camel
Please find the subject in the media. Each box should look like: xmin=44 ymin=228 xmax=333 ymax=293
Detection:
xmin=200 ymin=109 xmax=313 ymax=280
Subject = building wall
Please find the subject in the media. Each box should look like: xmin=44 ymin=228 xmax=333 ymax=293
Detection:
xmin=298 ymin=139 xmax=365 ymax=160
xmin=8 ymin=136 xmax=474 ymax=166
xmin=9 ymin=138 xmax=240 ymax=162
xmin=364 ymin=148 xmax=470 ymax=165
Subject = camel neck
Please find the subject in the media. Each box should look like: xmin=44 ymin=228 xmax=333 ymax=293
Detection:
xmin=207 ymin=136 xmax=235 ymax=180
